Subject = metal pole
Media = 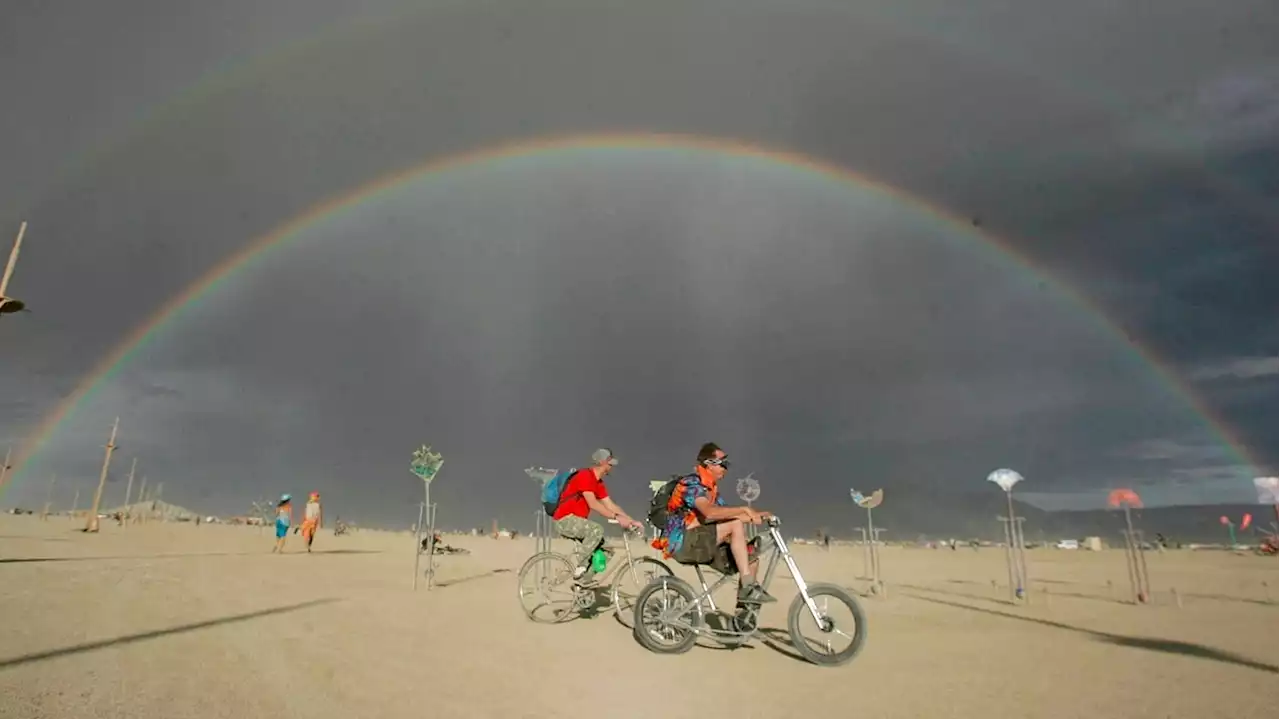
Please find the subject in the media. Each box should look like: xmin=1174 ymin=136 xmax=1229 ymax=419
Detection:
xmin=86 ymin=418 xmax=120 ymax=532
xmin=0 ymin=222 xmax=26 ymax=299
xmin=1004 ymin=491 xmax=1026 ymax=598
xmin=871 ymin=527 xmax=886 ymax=590
xmin=865 ymin=506 xmax=877 ymax=585
xmin=1121 ymin=506 xmax=1140 ymax=603
xmin=1015 ymin=516 xmax=1030 ymax=599
xmin=122 ymin=459 xmax=136 ymax=525
xmin=423 ymin=483 xmax=435 ymax=590
xmin=413 ymin=501 xmax=425 ymax=590
xmin=1136 ymin=529 xmax=1152 ymax=600
xmin=856 ymin=527 xmax=870 ymax=579
xmin=42 ymin=473 xmax=57 ymax=520
xmin=999 ymin=516 xmax=1017 ymax=602
xmin=136 ymin=478 xmax=148 ymax=525
xmin=0 ymin=447 xmax=11 ymax=489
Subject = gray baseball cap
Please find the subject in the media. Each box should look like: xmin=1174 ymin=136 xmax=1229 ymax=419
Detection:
xmin=591 ymin=448 xmax=618 ymax=466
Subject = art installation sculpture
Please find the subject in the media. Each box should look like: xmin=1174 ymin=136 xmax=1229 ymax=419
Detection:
xmin=1108 ymin=488 xmax=1151 ymax=604
xmin=850 ymin=488 xmax=885 ymax=593
xmin=986 ymin=468 xmax=1029 ymax=602
xmin=411 ymin=445 xmax=444 ymax=590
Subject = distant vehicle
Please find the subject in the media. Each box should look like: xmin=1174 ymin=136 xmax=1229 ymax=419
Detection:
xmin=1056 ymin=539 xmax=1080 ymax=550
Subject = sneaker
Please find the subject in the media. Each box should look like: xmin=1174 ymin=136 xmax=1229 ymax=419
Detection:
xmin=573 ymin=564 xmax=588 ymax=580
xmin=737 ymin=582 xmax=777 ymax=604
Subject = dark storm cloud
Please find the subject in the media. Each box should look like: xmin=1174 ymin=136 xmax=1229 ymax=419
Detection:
xmin=1 ymin=0 xmax=1274 ymax=530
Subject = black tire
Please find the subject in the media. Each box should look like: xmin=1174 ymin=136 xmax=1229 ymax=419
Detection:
xmin=786 ymin=583 xmax=867 ymax=666
xmin=610 ymin=557 xmax=674 ymax=628
xmin=631 ymin=576 xmax=700 ymax=655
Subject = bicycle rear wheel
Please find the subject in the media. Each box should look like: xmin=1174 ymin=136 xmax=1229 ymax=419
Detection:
xmin=632 ymin=576 xmax=700 ymax=655
xmin=517 ymin=552 xmax=578 ymax=623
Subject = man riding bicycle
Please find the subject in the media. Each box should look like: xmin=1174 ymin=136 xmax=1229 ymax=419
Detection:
xmin=655 ymin=442 xmax=775 ymax=604
xmin=552 ymin=448 xmax=644 ymax=581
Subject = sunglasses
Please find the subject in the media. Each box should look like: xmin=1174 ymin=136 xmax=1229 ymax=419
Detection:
xmin=704 ymin=457 xmax=731 ymax=470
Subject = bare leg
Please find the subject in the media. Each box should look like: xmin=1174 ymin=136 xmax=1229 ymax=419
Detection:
xmin=715 ymin=520 xmax=755 ymax=581
xmin=716 ymin=520 xmax=774 ymax=603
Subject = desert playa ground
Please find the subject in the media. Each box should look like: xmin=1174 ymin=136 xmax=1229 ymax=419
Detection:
xmin=0 ymin=515 xmax=1275 ymax=719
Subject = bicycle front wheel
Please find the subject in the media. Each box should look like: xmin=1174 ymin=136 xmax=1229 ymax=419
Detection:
xmin=787 ymin=583 xmax=868 ymax=666
xmin=610 ymin=557 xmax=673 ymax=628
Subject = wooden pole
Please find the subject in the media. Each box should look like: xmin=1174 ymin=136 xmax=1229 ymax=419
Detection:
xmin=135 ymin=477 xmax=148 ymax=524
xmin=0 ymin=221 xmax=26 ymax=298
xmin=0 ymin=447 xmax=11 ymax=489
xmin=42 ymin=473 xmax=57 ymax=520
xmin=121 ymin=458 xmax=137 ymax=526
xmin=85 ymin=418 xmax=119 ymax=532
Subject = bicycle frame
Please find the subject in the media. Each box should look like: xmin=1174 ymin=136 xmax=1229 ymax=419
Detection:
xmin=661 ymin=520 xmax=827 ymax=634
xmin=589 ymin=530 xmax=645 ymax=586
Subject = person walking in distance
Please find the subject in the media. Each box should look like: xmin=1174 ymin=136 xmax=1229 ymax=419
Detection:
xmin=300 ymin=492 xmax=323 ymax=553
xmin=272 ymin=494 xmax=293 ymax=554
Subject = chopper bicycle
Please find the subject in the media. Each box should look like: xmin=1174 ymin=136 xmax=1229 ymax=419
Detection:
xmin=631 ymin=516 xmax=867 ymax=666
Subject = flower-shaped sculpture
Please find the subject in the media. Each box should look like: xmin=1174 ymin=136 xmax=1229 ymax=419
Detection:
xmin=850 ymin=488 xmax=884 ymax=509
xmin=986 ymin=469 xmax=1024 ymax=493
xmin=525 ymin=467 xmax=558 ymax=487
xmin=1107 ymin=488 xmax=1142 ymax=509
xmin=1254 ymin=477 xmax=1279 ymax=505
xmin=411 ymin=445 xmax=444 ymax=483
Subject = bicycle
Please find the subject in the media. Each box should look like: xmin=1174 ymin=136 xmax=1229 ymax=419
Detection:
xmin=631 ymin=515 xmax=867 ymax=667
xmin=517 ymin=525 xmax=672 ymax=624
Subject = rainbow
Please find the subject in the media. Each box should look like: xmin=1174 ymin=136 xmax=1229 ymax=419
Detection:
xmin=3 ymin=132 xmax=1264 ymax=489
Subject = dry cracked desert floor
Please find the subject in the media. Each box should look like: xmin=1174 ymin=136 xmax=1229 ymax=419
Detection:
xmin=1 ymin=514 xmax=1276 ymax=719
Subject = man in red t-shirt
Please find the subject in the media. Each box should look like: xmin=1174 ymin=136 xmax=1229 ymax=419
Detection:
xmin=553 ymin=448 xmax=644 ymax=580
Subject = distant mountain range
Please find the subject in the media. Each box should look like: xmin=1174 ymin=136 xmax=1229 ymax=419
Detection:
xmin=805 ymin=486 xmax=1275 ymax=544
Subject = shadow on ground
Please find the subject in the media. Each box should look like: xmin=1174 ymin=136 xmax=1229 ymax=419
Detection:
xmin=0 ymin=598 xmax=340 ymax=670
xmin=904 ymin=593 xmax=1278 ymax=675
xmin=433 ymin=568 xmax=511 ymax=588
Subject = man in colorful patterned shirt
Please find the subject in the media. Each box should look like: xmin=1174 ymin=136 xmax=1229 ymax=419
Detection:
xmin=661 ymin=442 xmax=775 ymax=604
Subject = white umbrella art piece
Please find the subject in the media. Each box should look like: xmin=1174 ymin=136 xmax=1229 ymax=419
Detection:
xmin=986 ymin=468 xmax=1029 ymax=602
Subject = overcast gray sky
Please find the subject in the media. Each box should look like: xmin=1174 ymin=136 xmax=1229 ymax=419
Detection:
xmin=0 ymin=0 xmax=1275 ymax=533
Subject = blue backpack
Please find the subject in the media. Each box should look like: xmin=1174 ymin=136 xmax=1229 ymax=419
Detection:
xmin=541 ymin=468 xmax=580 ymax=517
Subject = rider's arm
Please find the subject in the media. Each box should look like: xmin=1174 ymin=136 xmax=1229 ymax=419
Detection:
xmin=693 ymin=496 xmax=754 ymax=523
xmin=600 ymin=497 xmax=635 ymax=524
xmin=582 ymin=492 xmax=621 ymax=520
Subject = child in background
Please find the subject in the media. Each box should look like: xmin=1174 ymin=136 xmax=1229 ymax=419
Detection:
xmin=273 ymin=494 xmax=293 ymax=553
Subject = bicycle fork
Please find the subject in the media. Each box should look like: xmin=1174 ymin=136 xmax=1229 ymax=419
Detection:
xmin=770 ymin=528 xmax=826 ymax=626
